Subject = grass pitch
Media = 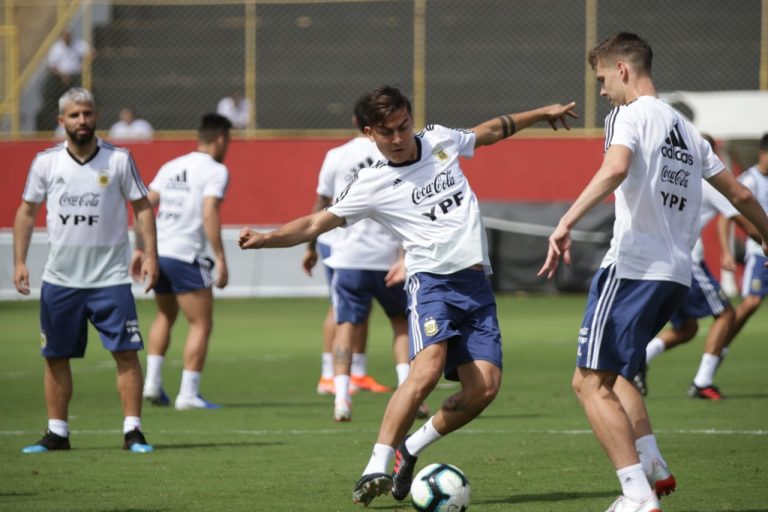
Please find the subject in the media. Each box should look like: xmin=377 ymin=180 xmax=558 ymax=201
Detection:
xmin=1 ymin=295 xmax=766 ymax=511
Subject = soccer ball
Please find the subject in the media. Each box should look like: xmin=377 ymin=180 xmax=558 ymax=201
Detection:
xmin=410 ymin=463 xmax=470 ymax=512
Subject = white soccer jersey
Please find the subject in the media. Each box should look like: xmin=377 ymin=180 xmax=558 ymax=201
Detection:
xmin=738 ymin=165 xmax=768 ymax=257
xmin=600 ymin=96 xmax=725 ymax=286
xmin=22 ymin=138 xmax=148 ymax=287
xmin=150 ymin=151 xmax=229 ymax=263
xmin=315 ymin=137 xmax=382 ymax=249
xmin=691 ymin=180 xmax=739 ymax=262
xmin=328 ymin=124 xmax=490 ymax=277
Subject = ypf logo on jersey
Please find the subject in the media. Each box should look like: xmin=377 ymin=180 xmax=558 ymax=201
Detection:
xmin=423 ymin=317 xmax=439 ymax=337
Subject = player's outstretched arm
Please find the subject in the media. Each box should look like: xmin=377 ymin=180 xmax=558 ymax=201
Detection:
xmin=538 ymin=144 xmax=631 ymax=279
xmin=708 ymin=171 xmax=768 ymax=257
xmin=473 ymin=102 xmax=578 ymax=148
xmin=239 ymin=210 xmax=345 ymax=250
xmin=13 ymin=200 xmax=40 ymax=295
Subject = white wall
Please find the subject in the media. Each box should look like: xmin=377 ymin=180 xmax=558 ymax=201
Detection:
xmin=0 ymin=228 xmax=329 ymax=300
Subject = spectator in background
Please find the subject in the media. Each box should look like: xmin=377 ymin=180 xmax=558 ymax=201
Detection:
xmin=37 ymin=28 xmax=93 ymax=131
xmin=217 ymin=91 xmax=251 ymax=129
xmin=109 ymin=108 xmax=154 ymax=141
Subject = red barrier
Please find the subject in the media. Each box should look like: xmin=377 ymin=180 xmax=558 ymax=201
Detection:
xmin=0 ymin=137 xmax=731 ymax=282
xmin=0 ymin=137 xmax=605 ymax=228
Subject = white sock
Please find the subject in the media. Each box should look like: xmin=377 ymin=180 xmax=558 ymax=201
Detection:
xmin=645 ymin=337 xmax=666 ymax=363
xmin=321 ymin=352 xmax=333 ymax=379
xmin=693 ymin=353 xmax=720 ymax=388
xmin=362 ymin=443 xmax=395 ymax=475
xmin=123 ymin=416 xmax=142 ymax=434
xmin=351 ymin=353 xmax=367 ymax=377
xmin=48 ymin=419 xmax=69 ymax=438
xmin=635 ymin=434 xmax=666 ymax=477
xmin=179 ymin=369 xmax=201 ymax=399
xmin=334 ymin=374 xmax=351 ymax=404
xmin=395 ymin=363 xmax=410 ymax=387
xmin=144 ymin=354 xmax=165 ymax=390
xmin=617 ymin=463 xmax=653 ymax=503
xmin=404 ymin=417 xmax=442 ymax=456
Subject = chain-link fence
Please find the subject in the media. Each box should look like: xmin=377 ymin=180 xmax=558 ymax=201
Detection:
xmin=2 ymin=0 xmax=766 ymax=137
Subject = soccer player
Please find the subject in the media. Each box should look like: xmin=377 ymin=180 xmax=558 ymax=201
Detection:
xmin=718 ymin=133 xmax=768 ymax=354
xmin=140 ymin=113 xmax=231 ymax=410
xmin=239 ymin=85 xmax=577 ymax=506
xmin=13 ymin=87 xmax=158 ymax=453
xmin=539 ymin=33 xmax=768 ymax=512
xmin=303 ymin=103 xmax=394 ymax=398
xmin=637 ymin=136 xmax=761 ymax=400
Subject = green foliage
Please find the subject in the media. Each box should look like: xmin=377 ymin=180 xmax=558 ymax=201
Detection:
xmin=1 ymin=295 xmax=766 ymax=511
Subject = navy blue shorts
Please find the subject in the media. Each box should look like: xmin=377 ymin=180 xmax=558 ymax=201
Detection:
xmin=317 ymin=242 xmax=334 ymax=286
xmin=40 ymin=282 xmax=143 ymax=358
xmin=154 ymin=256 xmax=213 ymax=294
xmin=331 ymin=268 xmax=407 ymax=324
xmin=742 ymin=254 xmax=768 ymax=298
xmin=578 ymin=264 xmax=688 ymax=379
xmin=407 ymin=268 xmax=502 ymax=381
xmin=669 ymin=260 xmax=729 ymax=326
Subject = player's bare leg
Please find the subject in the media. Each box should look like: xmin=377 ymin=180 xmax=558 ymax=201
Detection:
xmin=727 ymin=295 xmax=762 ymax=343
xmin=615 ymin=376 xmax=676 ymax=497
xmin=333 ymin=322 xmax=365 ymax=421
xmin=143 ymin=293 xmax=178 ymax=405
xmin=174 ymin=289 xmax=218 ymax=409
xmin=114 ymin=350 xmax=144 ymax=418
xmin=574 ymin=368 xmax=660 ymax=503
xmin=317 ymin=306 xmax=336 ymax=394
xmin=44 ymin=357 xmax=72 ymax=421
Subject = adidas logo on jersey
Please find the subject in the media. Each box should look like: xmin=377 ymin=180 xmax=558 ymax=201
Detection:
xmin=392 ymin=178 xmax=403 ymax=189
xmin=661 ymin=123 xmax=693 ymax=165
xmin=55 ymin=176 xmax=66 ymax=185
xmin=165 ymin=169 xmax=190 ymax=190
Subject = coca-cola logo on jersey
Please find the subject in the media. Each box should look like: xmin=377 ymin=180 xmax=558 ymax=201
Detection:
xmin=411 ymin=169 xmax=456 ymax=204
xmin=660 ymin=165 xmax=689 ymax=188
xmin=59 ymin=192 xmax=101 ymax=207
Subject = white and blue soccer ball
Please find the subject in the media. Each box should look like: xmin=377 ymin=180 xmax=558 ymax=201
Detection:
xmin=410 ymin=463 xmax=470 ymax=512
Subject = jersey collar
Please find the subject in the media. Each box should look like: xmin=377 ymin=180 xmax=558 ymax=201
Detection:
xmin=388 ymin=137 xmax=422 ymax=168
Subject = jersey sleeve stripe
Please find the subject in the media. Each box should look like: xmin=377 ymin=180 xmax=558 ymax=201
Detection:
xmin=604 ymin=107 xmax=620 ymax=152
xmin=127 ymin=153 xmax=148 ymax=195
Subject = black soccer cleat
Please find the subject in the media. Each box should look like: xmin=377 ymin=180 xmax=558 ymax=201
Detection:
xmin=123 ymin=428 xmax=154 ymax=453
xmin=21 ymin=430 xmax=71 ymax=454
xmin=391 ymin=437 xmax=418 ymax=501
xmin=352 ymin=473 xmax=392 ymax=506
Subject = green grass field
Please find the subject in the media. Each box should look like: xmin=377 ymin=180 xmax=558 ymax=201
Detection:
xmin=1 ymin=295 xmax=766 ymax=511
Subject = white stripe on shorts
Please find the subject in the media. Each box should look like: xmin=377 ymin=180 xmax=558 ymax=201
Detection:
xmin=587 ymin=264 xmax=620 ymax=369
xmin=693 ymin=262 xmax=724 ymax=316
xmin=198 ymin=257 xmax=214 ymax=288
xmin=407 ymin=276 xmax=422 ymax=354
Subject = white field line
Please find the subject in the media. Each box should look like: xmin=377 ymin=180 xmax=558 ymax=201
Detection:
xmin=1 ymin=428 xmax=766 ymax=437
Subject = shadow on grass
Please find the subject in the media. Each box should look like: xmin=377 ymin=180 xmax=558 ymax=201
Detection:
xmin=474 ymin=489 xmax=616 ymax=505
xmin=153 ymin=440 xmax=284 ymax=450
xmin=215 ymin=401 xmax=329 ymax=409
xmin=68 ymin=440 xmax=284 ymax=451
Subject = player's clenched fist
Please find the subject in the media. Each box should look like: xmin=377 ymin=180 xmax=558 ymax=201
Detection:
xmin=238 ymin=227 xmax=265 ymax=249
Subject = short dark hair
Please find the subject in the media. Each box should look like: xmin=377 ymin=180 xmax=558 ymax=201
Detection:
xmin=588 ymin=32 xmax=653 ymax=75
xmin=760 ymin=133 xmax=768 ymax=152
xmin=352 ymin=94 xmax=368 ymax=133
xmin=198 ymin=113 xmax=232 ymax=143
xmin=701 ymin=133 xmax=716 ymax=152
xmin=359 ymin=86 xmax=412 ymax=128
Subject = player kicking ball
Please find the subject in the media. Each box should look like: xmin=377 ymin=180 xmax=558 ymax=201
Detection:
xmin=239 ymin=85 xmax=576 ymax=507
